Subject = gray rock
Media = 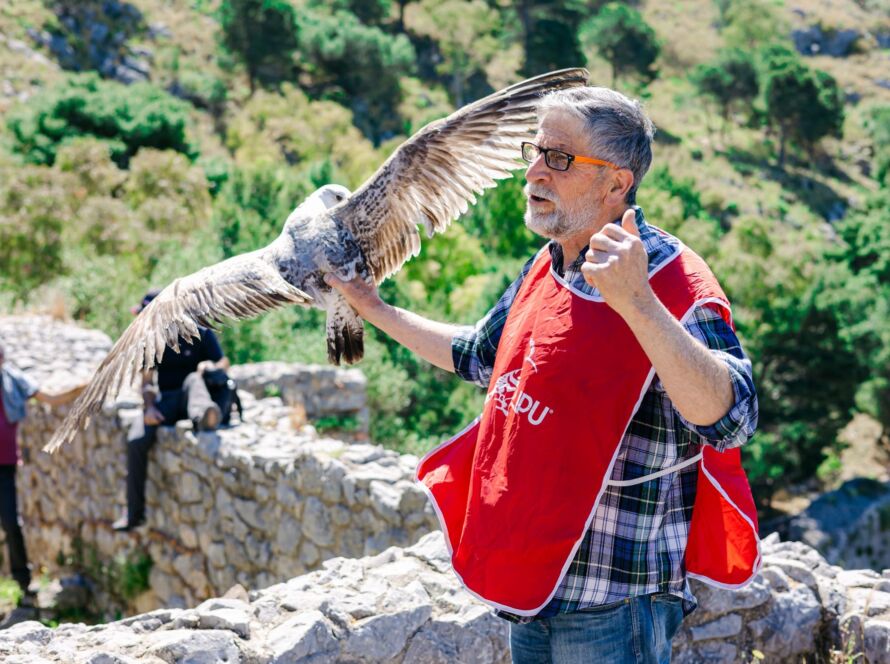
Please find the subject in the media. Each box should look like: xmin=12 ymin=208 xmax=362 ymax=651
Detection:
xmin=195 ymin=598 xmax=251 ymax=639
xmin=146 ymin=630 xmax=242 ymax=664
xmin=747 ymin=585 xmax=821 ymax=659
xmin=302 ymin=497 xmax=334 ymax=547
xmin=690 ymin=614 xmax=743 ymax=642
xmin=865 ymin=619 xmax=890 ymax=662
xmin=267 ymin=610 xmax=337 ymax=662
xmin=691 ymin=576 xmax=771 ymax=617
xmin=342 ymin=604 xmax=433 ymax=660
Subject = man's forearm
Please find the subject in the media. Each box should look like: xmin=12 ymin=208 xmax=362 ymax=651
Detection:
xmin=621 ymin=296 xmax=734 ymax=427
xmin=362 ymin=301 xmax=459 ymax=372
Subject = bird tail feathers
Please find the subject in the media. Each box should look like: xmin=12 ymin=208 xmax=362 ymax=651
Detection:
xmin=326 ymin=295 xmax=364 ymax=365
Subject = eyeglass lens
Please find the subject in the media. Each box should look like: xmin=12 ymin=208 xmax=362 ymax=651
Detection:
xmin=522 ymin=143 xmax=569 ymax=171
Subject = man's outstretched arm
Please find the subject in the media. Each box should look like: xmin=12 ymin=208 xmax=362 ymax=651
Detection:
xmin=325 ymin=274 xmax=459 ymax=372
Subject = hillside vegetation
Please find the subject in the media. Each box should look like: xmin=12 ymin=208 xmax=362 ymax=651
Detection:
xmin=1 ymin=0 xmax=889 ymax=512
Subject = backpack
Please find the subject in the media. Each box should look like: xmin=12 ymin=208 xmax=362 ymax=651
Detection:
xmin=202 ymin=369 xmax=243 ymax=426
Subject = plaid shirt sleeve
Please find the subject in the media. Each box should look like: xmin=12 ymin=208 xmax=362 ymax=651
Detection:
xmin=663 ymin=303 xmax=758 ymax=451
xmin=451 ymin=255 xmax=537 ymax=388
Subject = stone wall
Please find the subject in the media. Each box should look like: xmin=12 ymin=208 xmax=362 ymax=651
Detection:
xmin=787 ymin=477 xmax=890 ymax=571
xmin=6 ymin=532 xmax=890 ymax=663
xmin=0 ymin=315 xmax=436 ymax=614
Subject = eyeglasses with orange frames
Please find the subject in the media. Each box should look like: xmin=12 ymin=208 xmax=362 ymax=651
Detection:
xmin=520 ymin=141 xmax=623 ymax=172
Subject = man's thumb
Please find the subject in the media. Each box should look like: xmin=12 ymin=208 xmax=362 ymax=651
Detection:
xmin=621 ymin=208 xmax=640 ymax=237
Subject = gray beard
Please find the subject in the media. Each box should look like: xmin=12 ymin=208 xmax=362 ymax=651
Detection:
xmin=524 ymin=205 xmax=591 ymax=241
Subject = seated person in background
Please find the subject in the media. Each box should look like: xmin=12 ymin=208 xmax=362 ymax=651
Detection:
xmin=113 ymin=288 xmax=230 ymax=532
xmin=0 ymin=341 xmax=84 ymax=602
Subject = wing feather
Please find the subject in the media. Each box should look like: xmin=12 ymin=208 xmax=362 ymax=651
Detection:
xmin=335 ymin=68 xmax=589 ymax=282
xmin=45 ymin=249 xmax=312 ymax=452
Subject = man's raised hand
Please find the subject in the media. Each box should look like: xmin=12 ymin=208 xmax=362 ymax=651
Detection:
xmin=581 ymin=208 xmax=654 ymax=318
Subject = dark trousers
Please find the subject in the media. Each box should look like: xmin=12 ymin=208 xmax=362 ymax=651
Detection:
xmin=0 ymin=465 xmax=30 ymax=592
xmin=126 ymin=372 xmax=215 ymax=524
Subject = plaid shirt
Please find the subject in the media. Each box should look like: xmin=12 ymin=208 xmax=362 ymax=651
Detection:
xmin=451 ymin=209 xmax=758 ymax=621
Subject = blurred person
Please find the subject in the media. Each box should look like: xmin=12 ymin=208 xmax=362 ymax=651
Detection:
xmin=112 ymin=288 xmax=229 ymax=532
xmin=0 ymin=341 xmax=83 ymax=603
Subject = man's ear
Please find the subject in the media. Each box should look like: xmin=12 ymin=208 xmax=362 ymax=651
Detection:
xmin=606 ymin=169 xmax=634 ymax=205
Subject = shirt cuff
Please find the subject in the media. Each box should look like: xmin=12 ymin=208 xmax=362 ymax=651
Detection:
xmin=680 ymin=353 xmax=757 ymax=451
xmin=451 ymin=325 xmax=491 ymax=388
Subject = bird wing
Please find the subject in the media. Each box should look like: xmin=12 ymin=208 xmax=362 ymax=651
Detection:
xmin=45 ymin=249 xmax=311 ymax=452
xmin=334 ymin=68 xmax=589 ymax=283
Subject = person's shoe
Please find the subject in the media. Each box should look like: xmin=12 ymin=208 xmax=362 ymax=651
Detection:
xmin=196 ymin=404 xmax=222 ymax=432
xmin=112 ymin=514 xmax=145 ymax=532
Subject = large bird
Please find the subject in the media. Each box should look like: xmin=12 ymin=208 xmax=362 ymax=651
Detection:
xmin=45 ymin=68 xmax=589 ymax=453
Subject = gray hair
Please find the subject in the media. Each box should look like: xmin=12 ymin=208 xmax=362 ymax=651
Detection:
xmin=538 ymin=87 xmax=656 ymax=204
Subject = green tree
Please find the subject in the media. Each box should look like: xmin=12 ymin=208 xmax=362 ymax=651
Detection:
xmin=821 ymin=191 xmax=890 ymax=433
xmin=580 ymin=2 xmax=660 ymax=86
xmin=690 ymin=49 xmax=759 ymax=130
xmin=722 ymin=0 xmax=786 ymax=50
xmin=863 ymin=105 xmax=890 ymax=186
xmin=504 ymin=0 xmax=588 ymax=77
xmin=761 ymin=47 xmax=844 ymax=166
xmin=406 ymin=0 xmax=501 ymax=106
xmin=295 ymin=8 xmax=415 ymax=142
xmin=5 ymin=74 xmax=196 ymax=167
xmin=712 ymin=216 xmax=863 ymax=506
xmin=219 ymin=0 xmax=299 ymax=92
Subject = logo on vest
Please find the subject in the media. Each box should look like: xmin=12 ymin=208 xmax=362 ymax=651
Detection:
xmin=485 ymin=338 xmax=553 ymax=426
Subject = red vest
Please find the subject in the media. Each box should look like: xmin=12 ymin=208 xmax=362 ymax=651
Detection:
xmin=417 ymin=242 xmax=760 ymax=615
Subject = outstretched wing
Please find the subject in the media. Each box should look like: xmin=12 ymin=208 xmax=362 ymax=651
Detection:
xmin=45 ymin=249 xmax=311 ymax=452
xmin=334 ymin=68 xmax=589 ymax=283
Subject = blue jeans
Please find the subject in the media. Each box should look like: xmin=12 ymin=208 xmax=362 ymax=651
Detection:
xmin=509 ymin=593 xmax=685 ymax=664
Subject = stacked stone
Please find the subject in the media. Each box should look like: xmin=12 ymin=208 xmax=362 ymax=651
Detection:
xmin=0 ymin=315 xmax=436 ymax=615
xmin=785 ymin=477 xmax=890 ymax=571
xmin=5 ymin=532 xmax=890 ymax=663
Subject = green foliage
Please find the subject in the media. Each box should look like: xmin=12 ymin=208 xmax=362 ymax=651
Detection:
xmin=864 ymin=105 xmax=890 ymax=186
xmin=225 ymin=84 xmax=382 ymax=188
xmin=690 ymin=49 xmax=758 ymax=125
xmin=581 ymin=3 xmax=660 ymax=86
xmin=710 ymin=215 xmax=865 ymax=504
xmin=218 ymin=0 xmax=299 ymax=91
xmin=506 ymin=0 xmax=587 ymax=77
xmin=212 ymin=161 xmax=313 ymax=258
xmin=5 ymin=73 xmax=196 ymax=167
xmin=0 ymin=577 xmax=23 ymax=608
xmin=407 ymin=0 xmax=501 ymax=106
xmin=323 ymin=0 xmax=393 ymax=25
xmin=296 ymin=7 xmax=415 ymax=141
xmin=821 ymin=191 xmax=890 ymax=432
xmin=760 ymin=46 xmax=844 ymax=165
xmin=58 ymin=537 xmax=152 ymax=602
xmin=0 ymin=164 xmax=68 ymax=298
xmin=314 ymin=413 xmax=361 ymax=432
xmin=721 ymin=0 xmax=786 ymax=50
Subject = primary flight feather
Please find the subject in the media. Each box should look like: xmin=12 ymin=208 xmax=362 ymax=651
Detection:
xmin=45 ymin=67 xmax=589 ymax=453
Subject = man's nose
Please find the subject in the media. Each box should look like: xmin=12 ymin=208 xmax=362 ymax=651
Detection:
xmin=525 ymin=153 xmax=550 ymax=182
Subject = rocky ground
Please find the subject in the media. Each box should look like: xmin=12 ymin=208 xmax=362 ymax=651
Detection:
xmin=2 ymin=532 xmax=890 ymax=663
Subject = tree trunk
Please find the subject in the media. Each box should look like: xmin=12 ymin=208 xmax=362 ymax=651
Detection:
xmin=778 ymin=125 xmax=786 ymax=168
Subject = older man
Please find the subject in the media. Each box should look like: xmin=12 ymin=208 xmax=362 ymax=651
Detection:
xmin=328 ymin=86 xmax=758 ymax=663
xmin=0 ymin=342 xmax=83 ymax=603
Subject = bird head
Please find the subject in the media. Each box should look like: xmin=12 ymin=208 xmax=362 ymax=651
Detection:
xmin=286 ymin=184 xmax=352 ymax=228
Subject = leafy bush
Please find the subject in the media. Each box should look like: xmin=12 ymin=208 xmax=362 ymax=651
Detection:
xmin=690 ymin=49 xmax=759 ymax=127
xmin=219 ymin=0 xmax=299 ymax=91
xmin=759 ymin=46 xmax=844 ymax=165
xmin=296 ymin=8 xmax=415 ymax=141
xmin=581 ymin=3 xmax=660 ymax=86
xmin=6 ymin=74 xmax=197 ymax=167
